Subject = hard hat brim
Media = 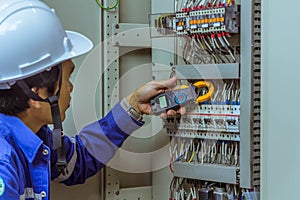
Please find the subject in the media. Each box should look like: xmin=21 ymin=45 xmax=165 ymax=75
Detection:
xmin=65 ymin=31 xmax=94 ymax=59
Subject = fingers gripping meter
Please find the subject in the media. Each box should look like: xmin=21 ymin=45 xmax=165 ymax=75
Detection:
xmin=151 ymin=86 xmax=197 ymax=115
xmin=150 ymin=81 xmax=215 ymax=115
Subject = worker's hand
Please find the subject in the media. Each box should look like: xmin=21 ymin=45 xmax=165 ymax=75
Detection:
xmin=126 ymin=77 xmax=186 ymax=119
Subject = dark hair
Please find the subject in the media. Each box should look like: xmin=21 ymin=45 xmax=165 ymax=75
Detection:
xmin=0 ymin=66 xmax=59 ymax=116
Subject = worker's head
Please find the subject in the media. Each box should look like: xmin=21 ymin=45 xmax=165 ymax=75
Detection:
xmin=0 ymin=0 xmax=92 ymax=122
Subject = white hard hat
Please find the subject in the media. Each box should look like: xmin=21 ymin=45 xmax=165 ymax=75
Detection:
xmin=0 ymin=0 xmax=93 ymax=89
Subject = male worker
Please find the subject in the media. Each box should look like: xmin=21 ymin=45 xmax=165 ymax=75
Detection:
xmin=0 ymin=0 xmax=184 ymax=199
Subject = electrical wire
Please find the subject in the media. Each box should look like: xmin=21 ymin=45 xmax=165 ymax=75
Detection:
xmin=188 ymin=143 xmax=195 ymax=163
xmin=183 ymin=37 xmax=192 ymax=64
xmin=169 ymin=156 xmax=175 ymax=173
xmin=201 ymin=36 xmax=218 ymax=63
xmin=95 ymin=0 xmax=119 ymax=11
xmin=212 ymin=0 xmax=218 ymax=6
xmin=195 ymin=36 xmax=215 ymax=64
xmin=217 ymin=33 xmax=236 ymax=62
xmin=194 ymin=0 xmax=202 ymax=7
xmin=178 ymin=0 xmax=186 ymax=11
xmin=169 ymin=177 xmax=177 ymax=199
xmin=187 ymin=0 xmax=194 ymax=8
xmin=192 ymin=36 xmax=208 ymax=64
xmin=207 ymin=35 xmax=227 ymax=63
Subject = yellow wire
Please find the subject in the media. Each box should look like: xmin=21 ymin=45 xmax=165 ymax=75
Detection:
xmin=188 ymin=151 xmax=195 ymax=163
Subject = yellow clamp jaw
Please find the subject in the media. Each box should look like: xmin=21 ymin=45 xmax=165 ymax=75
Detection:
xmin=181 ymin=81 xmax=215 ymax=103
xmin=150 ymin=81 xmax=215 ymax=115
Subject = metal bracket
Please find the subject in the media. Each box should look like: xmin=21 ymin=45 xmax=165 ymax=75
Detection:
xmin=114 ymin=186 xmax=152 ymax=200
xmin=175 ymin=63 xmax=240 ymax=79
xmin=103 ymin=1 xmax=120 ymax=199
xmin=112 ymin=23 xmax=151 ymax=47
xmin=173 ymin=163 xmax=239 ymax=184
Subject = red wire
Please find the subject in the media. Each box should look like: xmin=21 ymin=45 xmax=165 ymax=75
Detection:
xmin=169 ymin=157 xmax=174 ymax=174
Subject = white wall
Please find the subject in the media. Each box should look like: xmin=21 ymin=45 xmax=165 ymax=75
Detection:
xmin=42 ymin=1 xmax=103 ymax=199
xmin=261 ymin=1 xmax=300 ymax=199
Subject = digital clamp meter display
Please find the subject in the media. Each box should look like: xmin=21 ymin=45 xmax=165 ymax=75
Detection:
xmin=150 ymin=86 xmax=198 ymax=115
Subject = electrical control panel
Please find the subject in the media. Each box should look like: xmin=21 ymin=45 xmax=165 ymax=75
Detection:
xmin=151 ymin=0 xmax=261 ymax=199
xmin=102 ymin=0 xmax=261 ymax=199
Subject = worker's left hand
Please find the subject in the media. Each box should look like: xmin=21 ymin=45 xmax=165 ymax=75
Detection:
xmin=126 ymin=77 xmax=186 ymax=119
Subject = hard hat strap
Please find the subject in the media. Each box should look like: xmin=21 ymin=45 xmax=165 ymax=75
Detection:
xmin=48 ymin=95 xmax=68 ymax=175
xmin=16 ymin=80 xmax=48 ymax=102
xmin=16 ymin=64 xmax=68 ymax=175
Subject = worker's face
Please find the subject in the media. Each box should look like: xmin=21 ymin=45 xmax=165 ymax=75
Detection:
xmin=27 ymin=60 xmax=74 ymax=128
xmin=58 ymin=60 xmax=74 ymax=121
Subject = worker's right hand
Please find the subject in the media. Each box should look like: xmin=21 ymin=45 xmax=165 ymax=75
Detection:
xmin=126 ymin=77 xmax=185 ymax=119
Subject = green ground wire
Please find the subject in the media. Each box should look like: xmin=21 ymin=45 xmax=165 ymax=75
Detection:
xmin=95 ymin=0 xmax=119 ymax=11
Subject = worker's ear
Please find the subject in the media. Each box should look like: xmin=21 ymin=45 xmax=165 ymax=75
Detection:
xmin=31 ymin=87 xmax=49 ymax=99
xmin=28 ymin=87 xmax=49 ymax=109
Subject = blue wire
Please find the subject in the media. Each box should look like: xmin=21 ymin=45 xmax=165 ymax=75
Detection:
xmin=175 ymin=155 xmax=183 ymax=162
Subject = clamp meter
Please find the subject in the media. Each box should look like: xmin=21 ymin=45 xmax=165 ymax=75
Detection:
xmin=150 ymin=86 xmax=198 ymax=115
xmin=150 ymin=81 xmax=215 ymax=115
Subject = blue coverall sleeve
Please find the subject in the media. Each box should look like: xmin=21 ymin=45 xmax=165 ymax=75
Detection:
xmin=49 ymin=102 xmax=144 ymax=185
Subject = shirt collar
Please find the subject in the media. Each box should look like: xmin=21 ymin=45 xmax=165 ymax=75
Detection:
xmin=0 ymin=114 xmax=43 ymax=163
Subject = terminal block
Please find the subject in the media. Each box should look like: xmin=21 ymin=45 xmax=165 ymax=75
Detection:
xmin=150 ymin=5 xmax=239 ymax=37
xmin=174 ymin=5 xmax=240 ymax=35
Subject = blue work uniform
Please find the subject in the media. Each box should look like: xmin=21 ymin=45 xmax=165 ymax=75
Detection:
xmin=0 ymin=102 xmax=143 ymax=200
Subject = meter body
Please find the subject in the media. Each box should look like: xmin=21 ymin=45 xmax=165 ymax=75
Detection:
xmin=150 ymin=85 xmax=198 ymax=115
